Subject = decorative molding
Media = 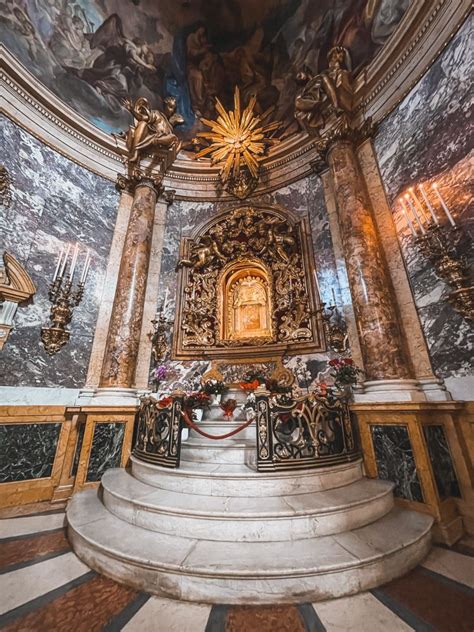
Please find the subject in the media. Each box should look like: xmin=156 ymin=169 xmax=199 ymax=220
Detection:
xmin=0 ymin=251 xmax=36 ymax=349
xmin=0 ymin=0 xmax=470 ymax=198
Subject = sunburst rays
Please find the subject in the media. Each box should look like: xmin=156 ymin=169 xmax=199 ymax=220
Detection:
xmin=195 ymin=87 xmax=280 ymax=183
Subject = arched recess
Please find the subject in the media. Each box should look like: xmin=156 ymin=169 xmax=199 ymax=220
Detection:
xmin=173 ymin=204 xmax=325 ymax=360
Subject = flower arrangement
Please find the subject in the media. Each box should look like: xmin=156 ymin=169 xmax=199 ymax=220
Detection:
xmin=184 ymin=391 xmax=211 ymax=411
xmin=328 ymin=357 xmax=363 ymax=389
xmin=239 ymin=369 xmax=268 ymax=391
xmin=201 ymin=379 xmax=226 ymax=395
xmin=151 ymin=364 xmax=167 ymax=391
xmin=264 ymin=378 xmax=292 ymax=394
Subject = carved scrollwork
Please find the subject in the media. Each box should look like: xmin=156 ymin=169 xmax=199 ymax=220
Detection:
xmin=176 ymin=206 xmax=320 ymax=356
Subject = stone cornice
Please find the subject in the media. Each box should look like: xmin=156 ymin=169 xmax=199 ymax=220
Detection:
xmin=0 ymin=0 xmax=470 ymax=199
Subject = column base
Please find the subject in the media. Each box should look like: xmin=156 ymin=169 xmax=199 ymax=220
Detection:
xmin=417 ymin=378 xmax=452 ymax=401
xmin=76 ymin=387 xmax=141 ymax=406
xmin=353 ymin=379 xmax=426 ymax=403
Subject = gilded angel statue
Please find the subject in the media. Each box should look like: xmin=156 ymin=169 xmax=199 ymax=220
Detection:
xmin=294 ymin=46 xmax=352 ymax=135
xmin=119 ymin=96 xmax=184 ymax=178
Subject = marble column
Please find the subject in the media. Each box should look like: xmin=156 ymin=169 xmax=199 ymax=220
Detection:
xmin=99 ymin=179 xmax=161 ymax=390
xmin=327 ymin=140 xmax=411 ymax=382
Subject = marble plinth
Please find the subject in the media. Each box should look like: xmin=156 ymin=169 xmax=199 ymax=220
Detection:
xmin=67 ymin=406 xmax=433 ymax=604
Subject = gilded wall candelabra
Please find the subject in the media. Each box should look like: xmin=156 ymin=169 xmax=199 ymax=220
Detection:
xmin=149 ymin=290 xmax=172 ymax=364
xmin=41 ymin=243 xmax=91 ymax=355
xmin=399 ymin=182 xmax=473 ymax=320
xmin=317 ymin=302 xmax=348 ymax=353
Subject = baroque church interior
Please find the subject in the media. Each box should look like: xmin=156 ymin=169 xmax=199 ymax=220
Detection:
xmin=0 ymin=0 xmax=473 ymax=629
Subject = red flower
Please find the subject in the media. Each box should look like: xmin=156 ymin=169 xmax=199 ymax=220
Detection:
xmin=239 ymin=379 xmax=260 ymax=391
xmin=328 ymin=359 xmax=339 ymax=366
xmin=344 ymin=358 xmax=354 ymax=365
xmin=157 ymin=396 xmax=173 ymax=408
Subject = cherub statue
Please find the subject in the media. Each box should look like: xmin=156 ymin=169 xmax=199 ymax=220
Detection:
xmin=119 ymin=97 xmax=184 ymax=178
xmin=178 ymin=226 xmax=227 ymax=270
xmin=294 ymin=46 xmax=352 ymax=135
xmin=258 ymin=217 xmax=295 ymax=263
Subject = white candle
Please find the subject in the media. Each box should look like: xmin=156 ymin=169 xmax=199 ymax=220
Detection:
xmin=418 ymin=183 xmax=439 ymax=225
xmin=432 ymin=183 xmax=456 ymax=227
xmin=70 ymin=242 xmax=79 ymax=280
xmin=59 ymin=243 xmax=71 ymax=277
xmin=313 ymin=270 xmax=321 ymax=297
xmin=80 ymin=249 xmax=90 ymax=283
xmin=409 ymin=187 xmax=430 ymax=224
xmin=399 ymin=198 xmax=417 ymax=237
xmin=163 ymin=287 xmax=169 ymax=310
xmin=53 ymin=246 xmax=64 ymax=281
xmin=331 ymin=287 xmax=337 ymax=305
xmin=405 ymin=194 xmax=426 ymax=235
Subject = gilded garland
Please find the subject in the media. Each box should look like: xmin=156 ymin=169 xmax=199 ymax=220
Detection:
xmin=174 ymin=206 xmax=324 ymax=359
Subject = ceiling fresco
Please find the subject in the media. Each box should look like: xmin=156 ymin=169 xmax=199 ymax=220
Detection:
xmin=1 ymin=0 xmax=410 ymax=148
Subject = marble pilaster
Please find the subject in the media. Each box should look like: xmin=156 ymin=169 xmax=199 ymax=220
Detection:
xmin=327 ymin=140 xmax=411 ymax=382
xmin=134 ymin=194 xmax=171 ymax=390
xmin=99 ymin=180 xmax=160 ymax=389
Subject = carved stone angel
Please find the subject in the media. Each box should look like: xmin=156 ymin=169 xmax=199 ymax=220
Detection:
xmin=294 ymin=46 xmax=352 ymax=135
xmin=119 ymin=97 xmax=184 ymax=178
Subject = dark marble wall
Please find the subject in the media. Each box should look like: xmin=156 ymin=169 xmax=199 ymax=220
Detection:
xmin=374 ymin=16 xmax=474 ymax=397
xmin=156 ymin=174 xmax=348 ymax=391
xmin=423 ymin=425 xmax=461 ymax=500
xmin=0 ymin=422 xmax=61 ymax=482
xmin=0 ymin=116 xmax=118 ymax=388
xmin=371 ymin=424 xmax=424 ymax=503
xmin=86 ymin=422 xmax=125 ymax=482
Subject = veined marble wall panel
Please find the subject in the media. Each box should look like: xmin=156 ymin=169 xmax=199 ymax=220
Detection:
xmin=155 ymin=175 xmax=347 ymax=392
xmin=0 ymin=117 xmax=118 ymax=388
xmin=86 ymin=422 xmax=125 ymax=482
xmin=374 ymin=16 xmax=474 ymax=400
xmin=0 ymin=422 xmax=61 ymax=482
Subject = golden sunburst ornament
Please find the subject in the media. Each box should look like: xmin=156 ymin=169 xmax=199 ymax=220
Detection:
xmin=195 ymin=87 xmax=281 ymax=198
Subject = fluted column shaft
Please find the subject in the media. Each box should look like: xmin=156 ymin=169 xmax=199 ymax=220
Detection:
xmin=100 ymin=180 xmax=159 ymax=388
xmin=327 ymin=140 xmax=411 ymax=381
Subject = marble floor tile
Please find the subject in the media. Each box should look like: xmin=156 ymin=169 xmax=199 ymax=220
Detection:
xmin=225 ymin=605 xmax=307 ymax=632
xmin=314 ymin=592 xmax=414 ymax=631
xmin=380 ymin=567 xmax=474 ymax=632
xmin=0 ymin=528 xmax=69 ymax=572
xmin=122 ymin=595 xmax=211 ymax=632
xmin=0 ymin=551 xmax=89 ymax=614
xmin=0 ymin=513 xmax=66 ymax=538
xmin=422 ymin=547 xmax=474 ymax=588
xmin=3 ymin=574 xmax=139 ymax=632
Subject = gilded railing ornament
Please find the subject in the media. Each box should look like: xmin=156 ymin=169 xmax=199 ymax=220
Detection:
xmin=114 ymin=96 xmax=183 ymax=192
xmin=194 ymin=87 xmax=281 ymax=199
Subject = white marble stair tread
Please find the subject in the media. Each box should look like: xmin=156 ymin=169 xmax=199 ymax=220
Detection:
xmin=101 ymin=468 xmax=393 ymax=518
xmin=130 ymin=455 xmax=365 ymax=496
xmin=68 ymin=490 xmax=433 ymax=577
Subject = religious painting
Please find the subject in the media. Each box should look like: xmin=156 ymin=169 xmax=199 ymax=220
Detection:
xmin=1 ymin=0 xmax=409 ymax=144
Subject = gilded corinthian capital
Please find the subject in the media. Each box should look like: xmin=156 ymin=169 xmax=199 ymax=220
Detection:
xmin=294 ymin=46 xmax=353 ymax=136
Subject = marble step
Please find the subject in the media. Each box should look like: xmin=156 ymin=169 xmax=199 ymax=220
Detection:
xmin=130 ymin=455 xmax=364 ymax=497
xmin=101 ymin=469 xmax=394 ymax=541
xmin=180 ymin=440 xmax=257 ymax=464
xmin=67 ymin=490 xmax=433 ymax=604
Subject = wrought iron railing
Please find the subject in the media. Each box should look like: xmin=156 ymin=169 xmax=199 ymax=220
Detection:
xmin=133 ymin=395 xmax=183 ymax=468
xmin=132 ymin=391 xmax=359 ymax=471
xmin=251 ymin=391 xmax=359 ymax=472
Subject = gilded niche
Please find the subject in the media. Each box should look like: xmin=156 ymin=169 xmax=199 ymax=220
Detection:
xmin=174 ymin=206 xmax=325 ymax=360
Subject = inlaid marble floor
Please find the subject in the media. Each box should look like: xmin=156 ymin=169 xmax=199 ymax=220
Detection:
xmin=0 ymin=504 xmax=473 ymax=631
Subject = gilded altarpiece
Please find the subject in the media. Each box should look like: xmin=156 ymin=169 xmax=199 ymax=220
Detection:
xmin=173 ymin=206 xmax=325 ymax=360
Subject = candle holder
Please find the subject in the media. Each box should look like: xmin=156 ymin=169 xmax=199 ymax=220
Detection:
xmin=41 ymin=244 xmax=91 ymax=355
xmin=416 ymin=225 xmax=473 ymax=321
xmin=317 ymin=302 xmax=348 ymax=353
xmin=399 ymin=183 xmax=472 ymax=321
xmin=149 ymin=309 xmax=172 ymax=364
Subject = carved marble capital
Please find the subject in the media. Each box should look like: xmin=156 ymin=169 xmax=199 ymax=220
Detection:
xmin=116 ymin=170 xmax=164 ymax=196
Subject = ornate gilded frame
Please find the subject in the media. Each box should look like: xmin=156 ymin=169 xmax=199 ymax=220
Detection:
xmin=172 ymin=204 xmax=326 ymax=360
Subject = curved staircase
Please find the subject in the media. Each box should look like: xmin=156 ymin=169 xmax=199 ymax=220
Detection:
xmin=67 ymin=397 xmax=433 ymax=604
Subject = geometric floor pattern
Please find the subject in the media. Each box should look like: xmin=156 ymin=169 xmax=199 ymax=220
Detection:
xmin=1 ymin=503 xmax=473 ymax=632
